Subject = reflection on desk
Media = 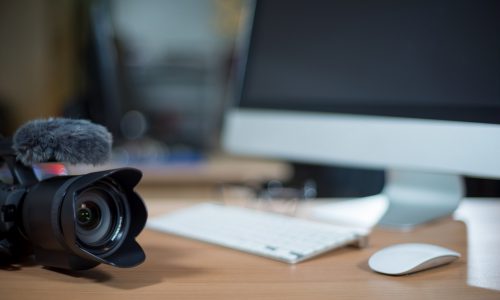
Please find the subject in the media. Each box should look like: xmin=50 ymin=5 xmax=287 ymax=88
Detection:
xmin=0 ymin=198 xmax=499 ymax=300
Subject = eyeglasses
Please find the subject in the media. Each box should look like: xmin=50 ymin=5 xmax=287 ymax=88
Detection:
xmin=216 ymin=179 xmax=317 ymax=216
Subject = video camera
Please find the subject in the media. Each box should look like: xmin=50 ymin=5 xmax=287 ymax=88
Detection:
xmin=0 ymin=118 xmax=147 ymax=270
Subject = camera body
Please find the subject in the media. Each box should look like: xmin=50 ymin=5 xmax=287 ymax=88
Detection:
xmin=0 ymin=140 xmax=147 ymax=270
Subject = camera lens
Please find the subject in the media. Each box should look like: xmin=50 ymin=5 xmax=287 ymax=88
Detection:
xmin=74 ymin=180 xmax=129 ymax=254
xmin=77 ymin=201 xmax=101 ymax=229
xmin=20 ymin=168 xmax=145 ymax=270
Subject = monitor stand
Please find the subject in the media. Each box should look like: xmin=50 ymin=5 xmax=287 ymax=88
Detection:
xmin=377 ymin=170 xmax=464 ymax=229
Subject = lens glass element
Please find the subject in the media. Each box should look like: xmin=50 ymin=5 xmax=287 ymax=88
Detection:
xmin=74 ymin=180 xmax=129 ymax=255
xmin=77 ymin=201 xmax=101 ymax=229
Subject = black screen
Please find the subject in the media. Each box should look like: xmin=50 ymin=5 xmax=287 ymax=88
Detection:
xmin=239 ymin=0 xmax=500 ymax=124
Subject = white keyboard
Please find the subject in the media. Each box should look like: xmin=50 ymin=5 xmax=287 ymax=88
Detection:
xmin=147 ymin=203 xmax=369 ymax=263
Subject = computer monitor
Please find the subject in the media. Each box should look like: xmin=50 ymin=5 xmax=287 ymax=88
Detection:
xmin=222 ymin=0 xmax=500 ymax=228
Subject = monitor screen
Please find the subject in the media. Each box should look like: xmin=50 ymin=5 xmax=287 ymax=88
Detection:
xmin=240 ymin=0 xmax=500 ymax=124
xmin=224 ymin=0 xmax=500 ymax=227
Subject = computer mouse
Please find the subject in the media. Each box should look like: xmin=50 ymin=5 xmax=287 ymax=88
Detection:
xmin=368 ymin=243 xmax=460 ymax=275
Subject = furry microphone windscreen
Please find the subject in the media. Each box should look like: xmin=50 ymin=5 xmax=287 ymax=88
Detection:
xmin=12 ymin=118 xmax=113 ymax=165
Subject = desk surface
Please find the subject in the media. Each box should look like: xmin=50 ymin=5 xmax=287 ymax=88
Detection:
xmin=1 ymin=197 xmax=499 ymax=300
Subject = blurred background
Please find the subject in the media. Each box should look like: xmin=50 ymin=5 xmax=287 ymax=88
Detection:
xmin=0 ymin=0 xmax=244 ymax=158
xmin=1 ymin=0 xmax=498 ymax=198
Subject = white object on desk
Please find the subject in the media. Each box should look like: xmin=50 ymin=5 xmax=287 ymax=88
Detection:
xmin=310 ymin=195 xmax=389 ymax=229
xmin=147 ymin=202 xmax=369 ymax=264
xmin=368 ymin=243 xmax=460 ymax=275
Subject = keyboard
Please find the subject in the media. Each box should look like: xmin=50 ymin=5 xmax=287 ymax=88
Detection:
xmin=147 ymin=203 xmax=369 ymax=263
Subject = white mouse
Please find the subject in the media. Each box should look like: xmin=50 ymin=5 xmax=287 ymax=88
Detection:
xmin=368 ymin=243 xmax=460 ymax=275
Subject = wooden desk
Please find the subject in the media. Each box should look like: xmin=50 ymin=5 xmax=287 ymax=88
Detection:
xmin=1 ymin=198 xmax=499 ymax=300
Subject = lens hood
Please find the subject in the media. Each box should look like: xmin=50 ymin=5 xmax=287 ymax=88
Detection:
xmin=22 ymin=168 xmax=147 ymax=270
